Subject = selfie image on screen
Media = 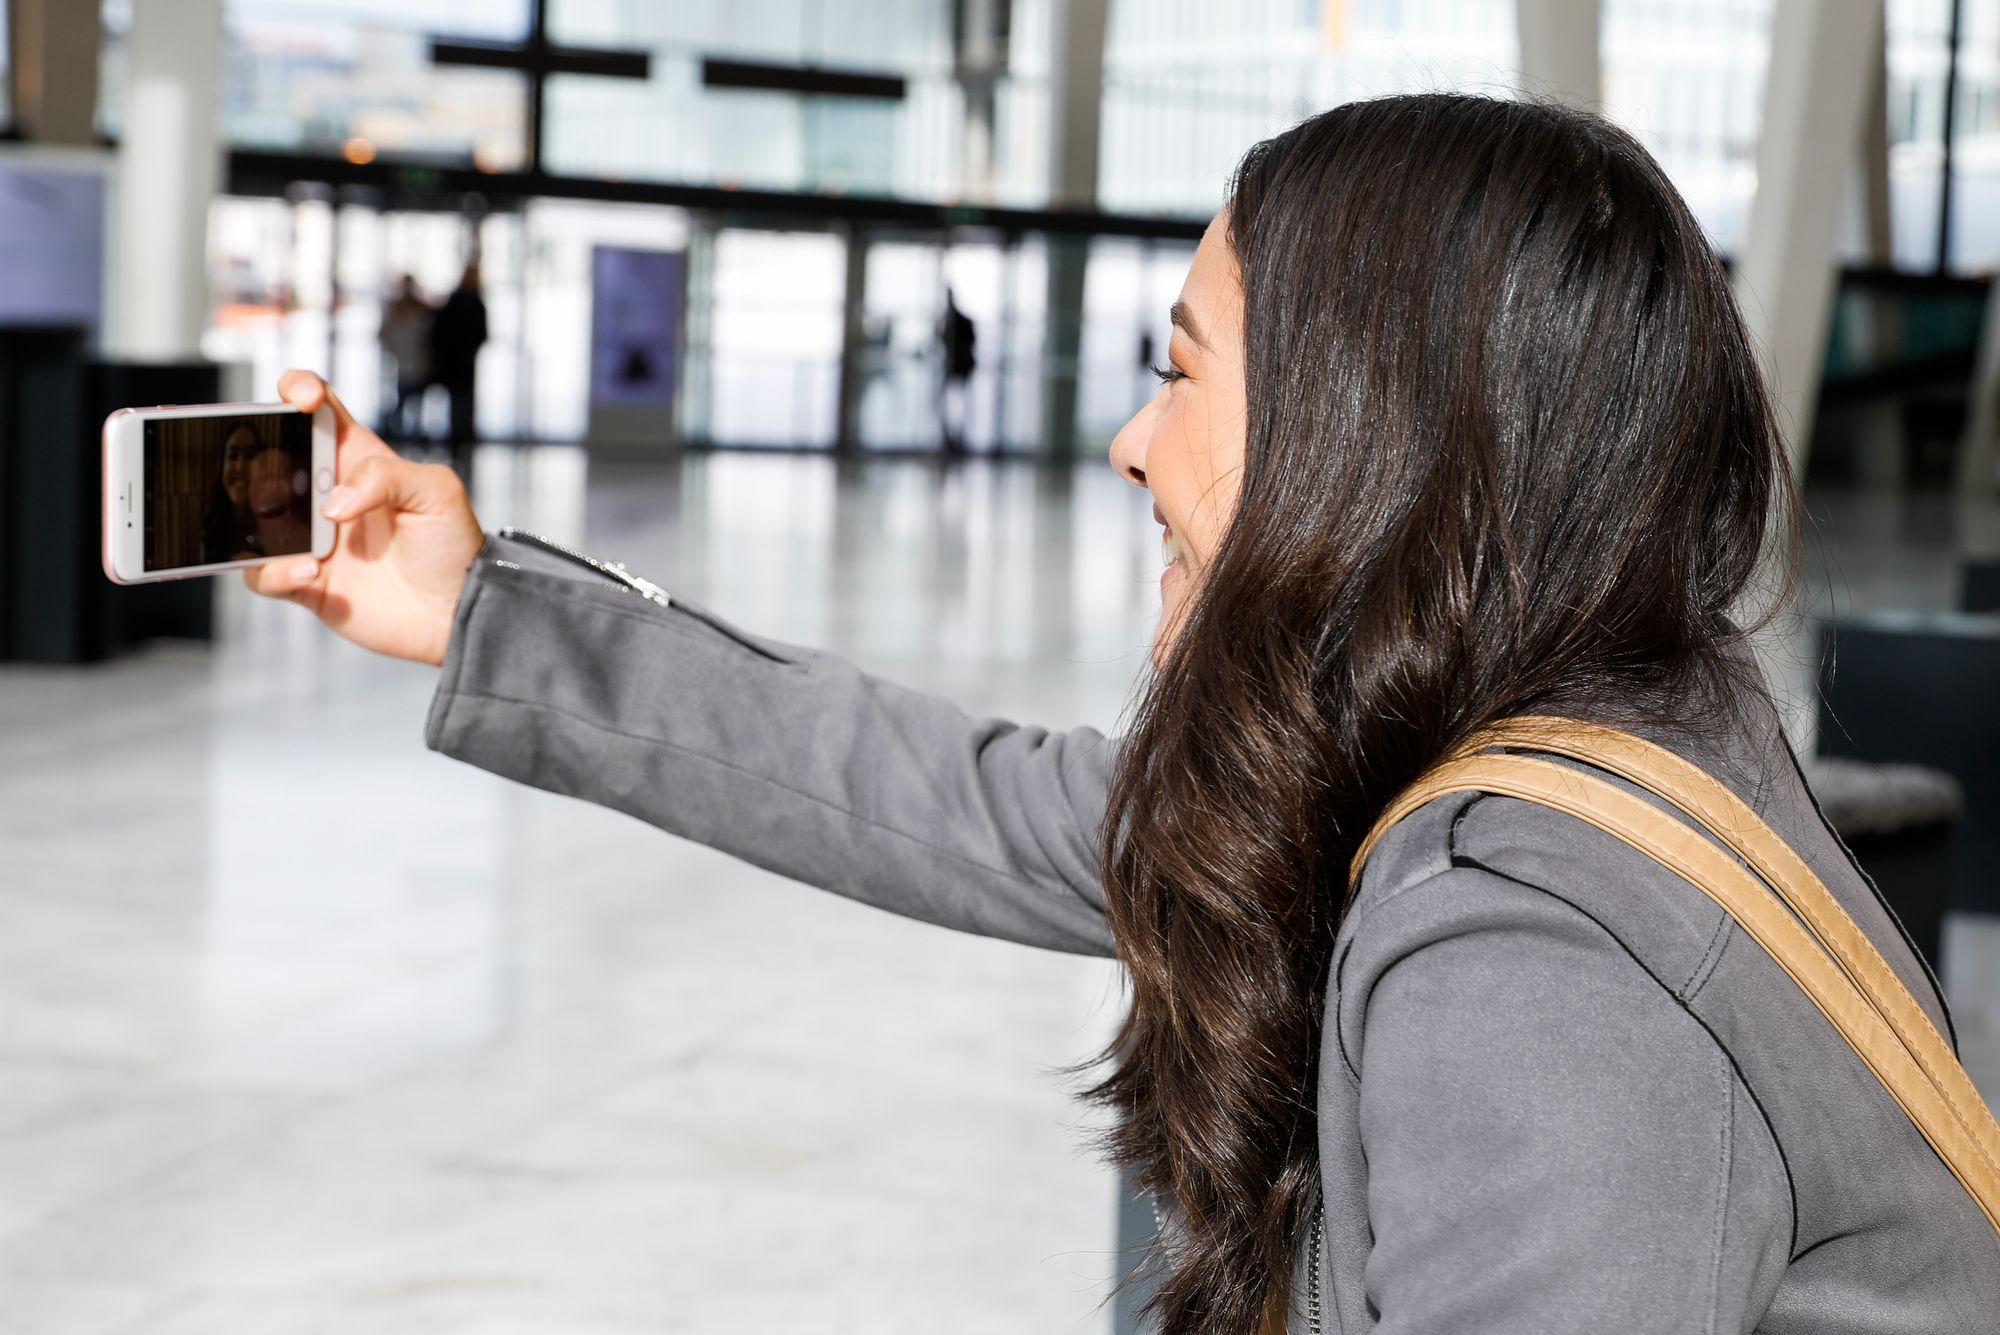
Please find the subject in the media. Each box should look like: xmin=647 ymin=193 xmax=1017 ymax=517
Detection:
xmin=142 ymin=412 xmax=314 ymax=572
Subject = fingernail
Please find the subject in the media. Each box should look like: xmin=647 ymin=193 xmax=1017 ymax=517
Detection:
xmin=290 ymin=559 xmax=318 ymax=581
xmin=322 ymin=486 xmax=355 ymax=519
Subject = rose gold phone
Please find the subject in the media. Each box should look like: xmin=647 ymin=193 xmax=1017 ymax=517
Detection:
xmin=101 ymin=401 xmax=337 ymax=585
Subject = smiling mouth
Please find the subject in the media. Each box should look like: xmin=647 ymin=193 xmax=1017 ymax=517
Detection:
xmin=1154 ymin=503 xmax=1186 ymax=574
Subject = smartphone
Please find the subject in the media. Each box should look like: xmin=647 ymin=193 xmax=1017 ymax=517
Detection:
xmin=102 ymin=401 xmax=337 ymax=585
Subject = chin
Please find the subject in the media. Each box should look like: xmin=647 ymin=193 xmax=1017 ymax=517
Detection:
xmin=1151 ymin=593 xmax=1191 ymax=668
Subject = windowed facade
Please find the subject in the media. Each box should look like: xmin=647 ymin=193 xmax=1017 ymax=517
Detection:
xmin=66 ymin=0 xmax=2000 ymax=458
xmin=1601 ymin=0 xmax=1773 ymax=256
xmin=100 ymin=0 xmax=531 ymax=167
xmin=1099 ymin=0 xmax=1519 ymax=216
xmin=72 ymin=0 xmax=2000 ymax=274
xmin=1600 ymin=0 xmax=2000 ymax=272
xmin=542 ymin=0 xmax=1055 ymax=203
xmin=1956 ymin=1 xmax=2000 ymax=271
xmin=1889 ymin=0 xmax=2000 ymax=272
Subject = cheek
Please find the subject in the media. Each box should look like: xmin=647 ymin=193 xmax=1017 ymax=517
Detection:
xmin=1152 ymin=404 xmax=1236 ymax=559
xmin=1189 ymin=394 xmax=1247 ymax=549
xmin=1146 ymin=409 xmax=1201 ymax=516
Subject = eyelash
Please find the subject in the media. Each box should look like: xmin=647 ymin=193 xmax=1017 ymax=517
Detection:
xmin=1149 ymin=361 xmax=1186 ymax=384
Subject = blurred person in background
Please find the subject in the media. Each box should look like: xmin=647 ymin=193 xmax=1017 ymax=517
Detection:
xmin=245 ymin=95 xmax=2000 ymax=1334
xmin=377 ymin=274 xmax=433 ymax=443
xmin=937 ymin=285 xmax=976 ymax=455
xmin=430 ymin=259 xmax=487 ymax=480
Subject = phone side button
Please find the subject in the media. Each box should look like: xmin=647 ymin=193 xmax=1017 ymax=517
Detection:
xmin=315 ymin=467 xmax=333 ymax=492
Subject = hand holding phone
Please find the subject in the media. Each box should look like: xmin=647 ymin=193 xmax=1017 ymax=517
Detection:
xmin=242 ymin=371 xmax=486 ymax=667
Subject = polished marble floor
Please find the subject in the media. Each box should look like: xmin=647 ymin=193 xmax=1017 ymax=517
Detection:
xmin=1 ymin=450 xmax=1996 ymax=1334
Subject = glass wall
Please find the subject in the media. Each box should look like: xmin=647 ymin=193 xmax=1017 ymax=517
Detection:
xmin=1075 ymin=237 xmax=1190 ymax=442
xmin=696 ymin=229 xmax=846 ymax=448
xmin=543 ymin=0 xmax=1055 ymax=204
xmin=84 ymin=0 xmax=2000 ymax=278
xmin=1600 ymin=0 xmax=1772 ymax=257
xmin=1959 ymin=0 xmax=2000 ymax=271
xmin=1097 ymin=0 xmax=1999 ymax=274
xmin=173 ymin=0 xmax=1999 ymax=459
xmin=1098 ymin=0 xmax=1519 ymax=216
xmin=846 ymin=234 xmax=1193 ymax=454
xmin=1600 ymin=0 xmax=2000 ymax=272
xmin=205 ymin=194 xmax=522 ymax=441
xmin=519 ymin=199 xmax=694 ymax=442
xmin=198 ymin=192 xmax=1193 ymax=456
xmin=100 ymin=0 xmax=529 ymax=167
xmin=1888 ymin=0 xmax=1958 ymax=271
xmin=859 ymin=238 xmax=976 ymax=451
xmin=1897 ymin=0 xmax=2000 ymax=272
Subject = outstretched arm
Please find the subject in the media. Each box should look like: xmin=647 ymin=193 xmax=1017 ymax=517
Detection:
xmin=241 ymin=371 xmax=1117 ymax=957
xmin=424 ymin=531 xmax=1119 ymax=957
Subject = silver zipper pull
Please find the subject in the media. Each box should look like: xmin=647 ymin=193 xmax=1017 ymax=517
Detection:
xmin=495 ymin=527 xmax=671 ymax=608
xmin=603 ymin=561 xmax=671 ymax=607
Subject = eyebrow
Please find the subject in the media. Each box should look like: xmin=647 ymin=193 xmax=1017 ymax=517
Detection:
xmin=1169 ymin=300 xmax=1210 ymax=351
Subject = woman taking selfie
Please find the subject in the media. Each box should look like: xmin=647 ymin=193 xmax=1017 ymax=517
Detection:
xmin=250 ymin=95 xmax=2000 ymax=1332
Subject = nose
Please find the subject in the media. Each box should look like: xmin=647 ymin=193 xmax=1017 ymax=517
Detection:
xmin=1108 ymin=395 xmax=1155 ymax=490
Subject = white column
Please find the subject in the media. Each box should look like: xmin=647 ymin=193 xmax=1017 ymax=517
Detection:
xmin=833 ymin=222 xmax=869 ymax=453
xmin=1040 ymin=0 xmax=1110 ymax=456
xmin=1046 ymin=0 xmax=1109 ymax=210
xmin=108 ymin=0 xmax=225 ymax=362
xmin=1515 ymin=0 xmax=1601 ymax=108
xmin=1858 ymin=3 xmax=1894 ymax=267
xmin=1732 ymin=0 xmax=1883 ymax=477
xmin=6 ymin=0 xmax=102 ymax=145
xmin=1959 ymin=279 xmax=2000 ymax=496
xmin=1848 ymin=6 xmax=1907 ymax=491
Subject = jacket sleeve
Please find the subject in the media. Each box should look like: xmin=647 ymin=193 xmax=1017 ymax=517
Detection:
xmin=1333 ymin=863 xmax=1793 ymax=1333
xmin=423 ymin=532 xmax=1118 ymax=957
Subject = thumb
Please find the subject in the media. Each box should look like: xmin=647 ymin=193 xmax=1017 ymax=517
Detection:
xmin=323 ymin=454 xmax=464 ymax=524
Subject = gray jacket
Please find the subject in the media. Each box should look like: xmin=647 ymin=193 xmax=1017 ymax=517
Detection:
xmin=427 ymin=531 xmax=2000 ymax=1333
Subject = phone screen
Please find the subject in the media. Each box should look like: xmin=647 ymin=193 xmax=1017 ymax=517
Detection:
xmin=142 ymin=411 xmax=314 ymax=572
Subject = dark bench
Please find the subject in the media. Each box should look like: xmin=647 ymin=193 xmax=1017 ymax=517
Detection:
xmin=1818 ymin=611 xmax=2000 ymax=918
xmin=1801 ymin=754 xmax=1961 ymax=979
xmin=1965 ymin=557 xmax=2000 ymax=613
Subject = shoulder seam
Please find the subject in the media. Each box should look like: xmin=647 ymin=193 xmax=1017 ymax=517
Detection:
xmin=1450 ymin=851 xmax=1800 ymax=1258
xmin=1704 ymin=1050 xmax=1735 ymax=1335
xmin=1346 ymin=791 xmax=1488 ymax=924
xmin=1681 ymin=912 xmax=1736 ymax=1002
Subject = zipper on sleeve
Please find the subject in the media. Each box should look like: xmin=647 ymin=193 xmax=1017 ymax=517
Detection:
xmin=495 ymin=527 xmax=671 ymax=608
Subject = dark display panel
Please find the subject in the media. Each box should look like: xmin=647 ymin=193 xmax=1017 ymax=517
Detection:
xmin=142 ymin=412 xmax=313 ymax=571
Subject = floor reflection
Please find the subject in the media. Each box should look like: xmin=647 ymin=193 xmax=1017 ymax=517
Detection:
xmin=0 ymin=454 xmax=1994 ymax=1331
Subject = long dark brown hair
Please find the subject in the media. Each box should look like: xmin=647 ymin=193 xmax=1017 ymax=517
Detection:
xmin=1082 ymin=94 xmax=1800 ymax=1332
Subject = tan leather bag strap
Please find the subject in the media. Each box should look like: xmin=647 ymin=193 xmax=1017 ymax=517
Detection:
xmin=1473 ymin=717 xmax=1985 ymax=1142
xmin=1350 ymin=719 xmax=2000 ymax=1236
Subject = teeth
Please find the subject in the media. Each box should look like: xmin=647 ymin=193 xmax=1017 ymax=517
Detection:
xmin=1160 ymin=528 xmax=1185 ymax=569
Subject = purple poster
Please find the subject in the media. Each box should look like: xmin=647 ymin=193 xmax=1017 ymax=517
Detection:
xmin=0 ymin=164 xmax=105 ymax=342
xmin=589 ymin=246 xmax=685 ymax=410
